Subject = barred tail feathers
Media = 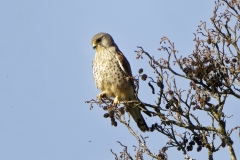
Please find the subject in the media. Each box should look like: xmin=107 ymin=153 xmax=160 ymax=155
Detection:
xmin=126 ymin=104 xmax=149 ymax=132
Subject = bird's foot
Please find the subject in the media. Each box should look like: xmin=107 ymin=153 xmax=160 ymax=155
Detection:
xmin=113 ymin=96 xmax=120 ymax=106
xmin=97 ymin=92 xmax=107 ymax=100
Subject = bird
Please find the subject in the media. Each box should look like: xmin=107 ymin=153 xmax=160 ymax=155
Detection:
xmin=91 ymin=32 xmax=151 ymax=132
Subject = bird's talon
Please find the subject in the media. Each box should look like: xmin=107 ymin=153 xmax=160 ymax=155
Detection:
xmin=113 ymin=97 xmax=120 ymax=106
xmin=97 ymin=92 xmax=106 ymax=99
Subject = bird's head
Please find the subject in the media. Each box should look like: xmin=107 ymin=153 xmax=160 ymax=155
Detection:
xmin=91 ymin=32 xmax=115 ymax=50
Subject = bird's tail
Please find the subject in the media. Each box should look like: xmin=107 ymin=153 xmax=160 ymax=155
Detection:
xmin=126 ymin=103 xmax=149 ymax=132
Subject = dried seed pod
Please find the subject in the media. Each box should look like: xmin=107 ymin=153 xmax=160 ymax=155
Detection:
xmin=141 ymin=74 xmax=147 ymax=81
xmin=225 ymin=58 xmax=230 ymax=64
xmin=111 ymin=120 xmax=117 ymax=127
xmin=187 ymin=145 xmax=193 ymax=151
xmin=189 ymin=141 xmax=195 ymax=146
xmin=103 ymin=113 xmax=110 ymax=118
xmin=138 ymin=68 xmax=143 ymax=74
xmin=196 ymin=140 xmax=202 ymax=146
xmin=193 ymin=136 xmax=199 ymax=142
xmin=165 ymin=103 xmax=170 ymax=109
xmin=197 ymin=145 xmax=202 ymax=152
xmin=207 ymin=38 xmax=211 ymax=44
xmin=150 ymin=127 xmax=154 ymax=132
xmin=109 ymin=110 xmax=114 ymax=117
xmin=183 ymin=138 xmax=188 ymax=144
xmin=232 ymin=58 xmax=237 ymax=63
xmin=103 ymin=106 xmax=108 ymax=110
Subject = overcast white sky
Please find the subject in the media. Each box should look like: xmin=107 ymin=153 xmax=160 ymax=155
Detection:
xmin=0 ymin=0 xmax=239 ymax=159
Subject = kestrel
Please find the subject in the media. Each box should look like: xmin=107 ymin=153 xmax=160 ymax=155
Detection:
xmin=91 ymin=32 xmax=151 ymax=132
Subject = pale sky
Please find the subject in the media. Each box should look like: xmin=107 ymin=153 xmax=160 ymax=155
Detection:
xmin=0 ymin=0 xmax=239 ymax=159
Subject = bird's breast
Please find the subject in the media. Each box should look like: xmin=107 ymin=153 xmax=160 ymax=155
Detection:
xmin=92 ymin=48 xmax=133 ymax=100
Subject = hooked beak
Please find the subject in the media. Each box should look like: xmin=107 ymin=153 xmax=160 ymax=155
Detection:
xmin=92 ymin=43 xmax=97 ymax=49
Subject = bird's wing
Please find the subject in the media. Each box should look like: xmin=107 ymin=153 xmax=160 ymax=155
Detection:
xmin=114 ymin=48 xmax=136 ymax=90
xmin=115 ymin=49 xmax=133 ymax=77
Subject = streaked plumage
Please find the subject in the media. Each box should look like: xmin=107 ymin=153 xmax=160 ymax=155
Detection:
xmin=91 ymin=32 xmax=150 ymax=131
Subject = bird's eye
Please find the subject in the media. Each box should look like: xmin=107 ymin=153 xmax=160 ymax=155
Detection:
xmin=96 ymin=38 xmax=101 ymax=42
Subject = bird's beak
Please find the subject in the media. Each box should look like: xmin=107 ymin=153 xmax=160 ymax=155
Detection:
xmin=92 ymin=43 xmax=97 ymax=50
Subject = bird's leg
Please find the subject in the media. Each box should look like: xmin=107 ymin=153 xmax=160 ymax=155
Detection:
xmin=97 ymin=91 xmax=107 ymax=99
xmin=113 ymin=96 xmax=120 ymax=106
